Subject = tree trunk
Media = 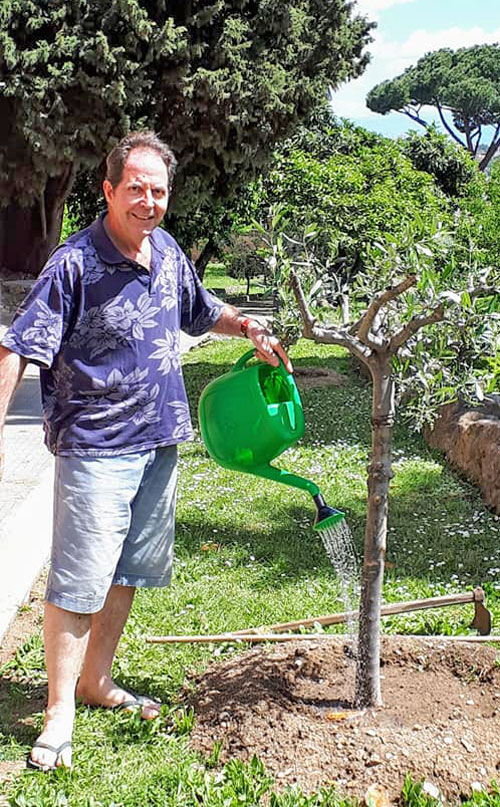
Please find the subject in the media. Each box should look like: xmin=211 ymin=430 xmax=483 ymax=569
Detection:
xmin=355 ymin=354 xmax=395 ymax=708
xmin=194 ymin=237 xmax=217 ymax=282
xmin=0 ymin=165 xmax=75 ymax=278
xmin=479 ymin=128 xmax=500 ymax=172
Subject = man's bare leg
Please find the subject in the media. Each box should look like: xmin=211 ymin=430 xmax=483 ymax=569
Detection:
xmin=29 ymin=603 xmax=91 ymax=769
xmin=76 ymin=585 xmax=160 ymax=719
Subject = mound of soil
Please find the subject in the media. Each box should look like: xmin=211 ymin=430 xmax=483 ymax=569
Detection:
xmin=189 ymin=637 xmax=500 ymax=803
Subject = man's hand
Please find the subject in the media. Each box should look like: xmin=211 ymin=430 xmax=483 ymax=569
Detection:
xmin=245 ymin=320 xmax=293 ymax=374
xmin=210 ymin=307 xmax=294 ymax=373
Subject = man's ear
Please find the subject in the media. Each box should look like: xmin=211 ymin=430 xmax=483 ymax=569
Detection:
xmin=103 ymin=179 xmax=114 ymax=205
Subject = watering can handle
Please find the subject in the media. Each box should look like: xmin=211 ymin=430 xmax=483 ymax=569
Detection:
xmin=232 ymin=348 xmax=288 ymax=375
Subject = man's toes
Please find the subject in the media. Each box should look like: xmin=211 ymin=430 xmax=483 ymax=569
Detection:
xmin=29 ymin=739 xmax=73 ymax=770
xmin=57 ymin=746 xmax=72 ymax=768
xmin=141 ymin=701 xmax=162 ymax=719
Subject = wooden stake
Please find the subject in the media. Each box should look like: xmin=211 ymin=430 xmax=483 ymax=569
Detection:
xmin=232 ymin=588 xmax=487 ymax=635
xmin=145 ymin=589 xmax=491 ymax=645
xmin=145 ymin=632 xmax=500 ymax=645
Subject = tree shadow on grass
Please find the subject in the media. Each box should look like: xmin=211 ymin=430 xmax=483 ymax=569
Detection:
xmin=0 ymin=679 xmax=46 ymax=748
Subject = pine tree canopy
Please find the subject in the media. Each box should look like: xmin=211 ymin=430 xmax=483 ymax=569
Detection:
xmin=366 ymin=44 xmax=500 ymax=172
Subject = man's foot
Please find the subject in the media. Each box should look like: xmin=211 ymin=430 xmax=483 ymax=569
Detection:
xmin=28 ymin=707 xmax=74 ymax=771
xmin=27 ymin=741 xmax=72 ymax=771
xmin=76 ymin=676 xmax=161 ymax=719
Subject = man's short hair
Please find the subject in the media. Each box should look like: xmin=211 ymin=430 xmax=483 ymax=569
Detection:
xmin=105 ymin=131 xmax=177 ymax=191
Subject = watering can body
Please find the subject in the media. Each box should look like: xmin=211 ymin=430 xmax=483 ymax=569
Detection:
xmin=198 ymin=349 xmax=305 ymax=473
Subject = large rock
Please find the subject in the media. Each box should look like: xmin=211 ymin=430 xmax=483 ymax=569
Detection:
xmin=425 ymin=398 xmax=500 ymax=513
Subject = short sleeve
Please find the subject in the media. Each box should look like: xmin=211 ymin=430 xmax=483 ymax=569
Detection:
xmin=0 ymin=259 xmax=74 ymax=368
xmin=179 ymin=254 xmax=224 ymax=336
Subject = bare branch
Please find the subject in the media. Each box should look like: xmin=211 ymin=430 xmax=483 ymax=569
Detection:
xmin=389 ymin=304 xmax=445 ymax=353
xmin=357 ymin=276 xmax=417 ymax=345
xmin=401 ymin=106 xmax=431 ymax=130
xmin=289 ymin=269 xmax=371 ymax=364
xmin=469 ymin=284 xmax=498 ymax=300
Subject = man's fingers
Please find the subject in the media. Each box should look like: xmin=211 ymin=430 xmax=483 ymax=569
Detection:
xmin=254 ymin=348 xmax=279 ymax=367
xmin=252 ymin=337 xmax=293 ymax=373
xmin=272 ymin=341 xmax=293 ymax=374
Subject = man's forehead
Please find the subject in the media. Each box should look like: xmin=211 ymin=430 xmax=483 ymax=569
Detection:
xmin=123 ymin=149 xmax=168 ymax=183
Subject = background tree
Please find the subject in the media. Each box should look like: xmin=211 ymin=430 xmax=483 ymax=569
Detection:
xmin=230 ymin=115 xmax=453 ymax=327
xmin=0 ymin=0 xmax=373 ymax=277
xmin=400 ymin=127 xmax=479 ymax=199
xmin=366 ymin=44 xmax=500 ymax=171
xmin=264 ymin=214 xmax=500 ymax=706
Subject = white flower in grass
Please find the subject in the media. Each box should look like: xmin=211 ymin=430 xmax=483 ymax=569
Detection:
xmin=168 ymin=400 xmax=192 ymax=440
xmin=149 ymin=329 xmax=180 ymax=375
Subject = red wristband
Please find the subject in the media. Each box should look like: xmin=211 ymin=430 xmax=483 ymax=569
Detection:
xmin=240 ymin=317 xmax=252 ymax=337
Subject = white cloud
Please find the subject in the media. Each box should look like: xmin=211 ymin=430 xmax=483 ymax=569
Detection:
xmin=331 ymin=24 xmax=500 ymax=122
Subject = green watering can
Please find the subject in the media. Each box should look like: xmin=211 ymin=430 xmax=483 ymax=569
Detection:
xmin=198 ymin=349 xmax=344 ymax=530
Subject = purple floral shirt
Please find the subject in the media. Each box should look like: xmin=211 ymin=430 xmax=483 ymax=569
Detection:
xmin=1 ymin=215 xmax=224 ymax=456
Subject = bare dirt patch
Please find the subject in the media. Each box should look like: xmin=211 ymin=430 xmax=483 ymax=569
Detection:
xmin=294 ymin=366 xmax=346 ymax=390
xmin=189 ymin=637 xmax=500 ymax=803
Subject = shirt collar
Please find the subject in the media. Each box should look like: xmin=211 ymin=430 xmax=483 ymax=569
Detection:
xmin=90 ymin=212 xmax=164 ymax=266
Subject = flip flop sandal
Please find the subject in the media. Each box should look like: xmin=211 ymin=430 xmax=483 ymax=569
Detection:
xmin=27 ymin=740 xmax=72 ymax=771
xmin=113 ymin=692 xmax=162 ymax=716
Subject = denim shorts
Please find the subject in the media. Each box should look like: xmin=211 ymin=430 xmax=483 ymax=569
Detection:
xmin=45 ymin=446 xmax=178 ymax=614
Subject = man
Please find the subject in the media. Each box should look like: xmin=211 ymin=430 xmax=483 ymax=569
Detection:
xmin=0 ymin=131 xmax=292 ymax=771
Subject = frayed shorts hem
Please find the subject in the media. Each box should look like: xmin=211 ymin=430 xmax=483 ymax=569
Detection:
xmin=45 ymin=573 xmax=172 ymax=614
xmin=112 ymin=571 xmax=173 ymax=588
xmin=45 ymin=588 xmax=108 ymax=615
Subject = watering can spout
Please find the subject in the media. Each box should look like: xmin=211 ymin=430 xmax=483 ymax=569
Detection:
xmin=313 ymin=493 xmax=345 ymax=530
xmin=251 ymin=464 xmax=320 ymax=497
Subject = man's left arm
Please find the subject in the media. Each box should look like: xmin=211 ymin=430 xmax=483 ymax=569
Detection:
xmin=211 ymin=305 xmax=293 ymax=374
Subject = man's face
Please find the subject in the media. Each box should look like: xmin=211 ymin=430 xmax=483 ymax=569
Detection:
xmin=103 ymin=148 xmax=170 ymax=241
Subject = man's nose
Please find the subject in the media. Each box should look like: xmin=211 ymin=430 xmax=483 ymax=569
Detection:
xmin=141 ymin=189 xmax=154 ymax=206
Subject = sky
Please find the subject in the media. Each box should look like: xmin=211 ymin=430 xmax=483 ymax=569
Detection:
xmin=329 ymin=0 xmax=500 ymax=140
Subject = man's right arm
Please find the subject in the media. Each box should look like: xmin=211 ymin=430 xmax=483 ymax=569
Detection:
xmin=0 ymin=346 xmax=28 ymax=479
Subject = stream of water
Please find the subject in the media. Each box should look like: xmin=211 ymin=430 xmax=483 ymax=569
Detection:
xmin=317 ymin=518 xmax=360 ymax=654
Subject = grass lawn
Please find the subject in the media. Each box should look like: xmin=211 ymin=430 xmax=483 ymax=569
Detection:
xmin=1 ymin=337 xmax=499 ymax=806
xmin=202 ymin=263 xmax=265 ymax=299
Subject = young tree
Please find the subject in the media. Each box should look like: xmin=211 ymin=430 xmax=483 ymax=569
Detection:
xmin=0 ymin=0 xmax=373 ymax=277
xmin=366 ymin=45 xmax=500 ymax=171
xmin=268 ymin=219 xmax=500 ymax=706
